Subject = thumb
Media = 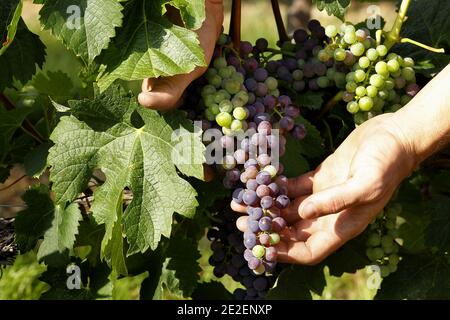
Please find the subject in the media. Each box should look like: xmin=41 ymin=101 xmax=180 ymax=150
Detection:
xmin=298 ymin=177 xmax=369 ymax=219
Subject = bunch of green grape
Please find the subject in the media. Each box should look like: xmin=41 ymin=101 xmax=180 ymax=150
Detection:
xmin=365 ymin=203 xmax=402 ymax=278
xmin=319 ymin=23 xmax=420 ymax=124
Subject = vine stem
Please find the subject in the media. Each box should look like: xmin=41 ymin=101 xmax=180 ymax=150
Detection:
xmin=270 ymin=0 xmax=289 ymax=44
xmin=316 ymin=91 xmax=344 ymax=121
xmin=265 ymin=48 xmax=296 ymax=57
xmin=0 ymin=93 xmax=45 ymax=144
xmin=400 ymin=38 xmax=445 ymax=53
xmin=384 ymin=0 xmax=411 ymax=50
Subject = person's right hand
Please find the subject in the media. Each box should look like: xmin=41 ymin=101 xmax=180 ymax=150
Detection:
xmin=232 ymin=113 xmax=417 ymax=265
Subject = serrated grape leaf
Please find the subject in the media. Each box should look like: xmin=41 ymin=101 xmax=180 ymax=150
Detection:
xmin=97 ymin=0 xmax=206 ymax=92
xmin=376 ymin=253 xmax=450 ymax=299
xmin=47 ymin=86 xmax=205 ymax=256
xmin=32 ymin=71 xmax=74 ymax=100
xmin=312 ymin=0 xmax=350 ymax=21
xmin=37 ymin=202 xmax=82 ymax=261
xmin=14 ymin=186 xmax=55 ymax=252
xmin=0 ymin=105 xmax=32 ymax=160
xmin=0 ymin=19 xmax=46 ymax=91
xmin=295 ymin=116 xmax=325 ymax=159
xmin=75 ymin=219 xmax=105 ymax=266
xmin=281 ymin=135 xmax=310 ymax=178
xmin=296 ymin=91 xmax=325 ymax=110
xmin=24 ymin=142 xmax=50 ymax=177
xmin=111 ymin=271 xmax=149 ymax=300
xmin=393 ymin=0 xmax=450 ymax=75
xmin=267 ymin=265 xmax=325 ymax=299
xmin=425 ymin=196 xmax=450 ymax=252
xmin=167 ymin=0 xmax=205 ymax=30
xmin=39 ymin=0 xmax=124 ymax=63
xmin=191 ymin=281 xmax=233 ymax=300
xmin=0 ymin=0 xmax=23 ymax=56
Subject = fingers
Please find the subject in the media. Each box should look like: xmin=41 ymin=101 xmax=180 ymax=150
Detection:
xmin=298 ymin=176 xmax=371 ymax=219
xmin=287 ymin=171 xmax=314 ymax=198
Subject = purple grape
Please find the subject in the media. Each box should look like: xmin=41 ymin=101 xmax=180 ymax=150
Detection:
xmin=234 ymin=288 xmax=246 ymax=300
xmin=259 ymin=217 xmax=272 ymax=231
xmin=248 ymin=219 xmax=260 ymax=233
xmin=406 ymin=83 xmax=420 ymax=97
xmin=212 ymin=249 xmax=225 ymax=262
xmin=226 ymin=168 xmax=240 ymax=182
xmin=232 ymin=188 xmax=244 ymax=204
xmin=253 ymin=101 xmax=265 ymax=114
xmin=304 ymin=38 xmax=318 ymax=51
xmin=241 ymin=138 xmax=250 ymax=152
xmin=307 ymin=19 xmax=321 ymax=32
xmin=295 ymin=49 xmax=307 ymax=60
xmin=248 ymin=257 xmax=261 ymax=270
xmin=220 ymin=135 xmax=234 ymax=149
xmin=245 ymin=58 xmax=258 ymax=71
xmin=257 ymin=153 xmax=271 ymax=167
xmin=246 ymin=287 xmax=258 ymax=297
xmin=278 ymin=95 xmax=292 ymax=107
xmin=243 ymin=189 xmax=258 ymax=206
xmin=293 ymin=29 xmax=308 ymax=43
xmin=254 ymin=68 xmax=268 ymax=81
xmin=256 ymin=184 xmax=271 ymax=198
xmin=234 ymin=149 xmax=247 ymax=164
xmin=275 ymin=195 xmax=290 ymax=209
xmin=244 ymin=158 xmax=258 ymax=169
xmin=244 ymin=249 xmax=254 ymax=261
xmin=244 ymin=78 xmax=257 ymax=92
xmin=314 ymin=63 xmax=327 ymax=76
xmin=240 ymin=41 xmax=253 ymax=55
xmin=246 ymin=179 xmax=258 ymax=191
xmin=255 ymin=83 xmax=268 ymax=97
xmin=255 ymin=38 xmax=269 ymax=51
xmin=253 ymin=277 xmax=268 ymax=291
xmin=249 ymin=207 xmax=263 ymax=220
xmin=260 ymin=196 xmax=273 ymax=209
xmin=231 ymin=254 xmax=246 ymax=268
xmin=227 ymin=264 xmax=239 ymax=277
xmin=256 ymin=171 xmax=271 ymax=185
xmin=242 ymin=275 xmax=255 ymax=288
xmin=213 ymin=264 xmax=226 ymax=278
xmin=257 ymin=120 xmax=272 ymax=135
xmin=265 ymin=247 xmax=277 ymax=262
xmin=280 ymin=116 xmax=294 ymax=131
xmin=267 ymin=135 xmax=279 ymax=149
xmin=254 ymin=112 xmax=271 ymax=125
xmin=285 ymin=105 xmax=300 ymax=118
xmin=293 ymin=80 xmax=306 ymax=91
xmin=303 ymin=62 xmax=315 ymax=78
xmin=263 ymin=95 xmax=276 ymax=109
xmin=207 ymin=229 xmax=219 ymax=241
xmin=259 ymin=233 xmax=270 ymax=246
xmin=308 ymin=79 xmax=319 ymax=90
xmin=246 ymin=105 xmax=256 ymax=118
xmin=227 ymin=56 xmax=240 ymax=67
xmin=292 ymin=124 xmax=307 ymax=140
xmin=284 ymin=58 xmax=298 ymax=71
xmin=268 ymin=182 xmax=279 ymax=196
xmin=266 ymin=60 xmax=280 ymax=73
xmin=271 ymin=217 xmax=286 ymax=232
xmin=263 ymin=261 xmax=277 ymax=273
xmin=244 ymin=232 xmax=257 ymax=248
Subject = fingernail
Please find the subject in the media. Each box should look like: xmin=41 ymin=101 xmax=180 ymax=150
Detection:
xmin=301 ymin=202 xmax=315 ymax=219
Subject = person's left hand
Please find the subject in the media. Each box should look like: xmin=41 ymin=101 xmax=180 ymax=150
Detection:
xmin=138 ymin=0 xmax=224 ymax=110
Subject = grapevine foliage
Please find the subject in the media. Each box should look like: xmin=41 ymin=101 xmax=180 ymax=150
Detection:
xmin=0 ymin=0 xmax=449 ymax=300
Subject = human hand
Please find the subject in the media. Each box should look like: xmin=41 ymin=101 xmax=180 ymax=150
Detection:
xmin=138 ymin=0 xmax=224 ymax=110
xmin=232 ymin=113 xmax=417 ymax=265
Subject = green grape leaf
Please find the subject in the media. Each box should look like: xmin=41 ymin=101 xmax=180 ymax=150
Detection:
xmin=0 ymin=252 xmax=49 ymax=300
xmin=0 ymin=19 xmax=46 ymax=91
xmin=0 ymin=0 xmax=23 ymax=56
xmin=32 ymin=71 xmax=74 ymax=100
xmin=24 ymin=142 xmax=51 ymax=177
xmin=325 ymin=237 xmax=369 ymax=277
xmin=393 ymin=0 xmax=450 ymax=75
xmin=376 ymin=253 xmax=450 ymax=299
xmin=167 ymin=0 xmax=206 ymax=30
xmin=0 ymin=105 xmax=32 ymax=159
xmin=39 ymin=0 xmax=124 ymax=63
xmin=281 ymin=135 xmax=310 ymax=178
xmin=14 ymin=186 xmax=55 ymax=252
xmin=295 ymin=116 xmax=325 ymax=159
xmin=37 ymin=202 xmax=82 ymax=261
xmin=47 ymin=86 xmax=204 ymax=256
xmin=75 ymin=219 xmax=105 ymax=266
xmin=296 ymin=91 xmax=325 ymax=110
xmin=111 ymin=271 xmax=149 ymax=300
xmin=425 ymin=196 xmax=450 ymax=251
xmin=312 ymin=0 xmax=351 ymax=21
xmin=191 ymin=281 xmax=233 ymax=300
xmin=267 ymin=265 xmax=326 ymax=299
xmin=97 ymin=0 xmax=206 ymax=92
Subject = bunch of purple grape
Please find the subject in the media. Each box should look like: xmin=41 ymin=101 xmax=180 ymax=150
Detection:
xmin=207 ymin=208 xmax=276 ymax=300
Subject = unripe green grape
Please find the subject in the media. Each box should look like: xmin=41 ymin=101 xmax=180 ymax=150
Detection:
xmin=376 ymin=45 xmax=388 ymax=57
xmin=381 ymin=235 xmax=394 ymax=247
xmin=403 ymin=57 xmax=415 ymax=67
xmin=387 ymin=90 xmax=397 ymax=101
xmin=326 ymin=68 xmax=336 ymax=80
xmin=367 ymin=233 xmax=382 ymax=247
xmin=317 ymin=76 xmax=330 ymax=88
xmin=217 ymin=33 xmax=228 ymax=45
xmin=387 ymin=227 xmax=397 ymax=239
xmin=222 ymin=126 xmax=233 ymax=136
xmin=205 ymin=109 xmax=215 ymax=121
xmin=388 ymin=264 xmax=397 ymax=273
xmin=372 ymin=97 xmax=385 ymax=111
xmin=216 ymin=112 xmax=232 ymax=128
xmin=387 ymin=53 xmax=398 ymax=60
xmin=370 ymin=74 xmax=385 ymax=88
xmin=219 ymin=89 xmax=231 ymax=100
xmin=355 ymin=29 xmax=367 ymax=42
xmin=385 ymin=220 xmax=395 ymax=230
xmin=334 ymin=48 xmax=346 ymax=61
xmin=355 ymin=86 xmax=367 ymax=97
xmin=232 ymin=96 xmax=246 ymax=108
xmin=401 ymin=94 xmax=412 ymax=105
xmin=265 ymin=77 xmax=278 ymax=90
xmin=402 ymin=67 xmax=416 ymax=82
xmin=318 ymin=50 xmax=331 ymax=62
xmin=389 ymin=254 xmax=400 ymax=266
xmin=354 ymin=69 xmax=366 ymax=83
xmin=359 ymin=96 xmax=374 ymax=111
xmin=354 ymin=111 xmax=368 ymax=125
xmin=344 ymin=24 xmax=356 ymax=33
xmin=375 ymin=61 xmax=389 ymax=76
xmin=210 ymin=74 xmax=223 ymax=88
xmin=346 ymin=81 xmax=357 ymax=93
xmin=387 ymin=59 xmax=400 ymax=73
xmin=204 ymin=95 xmax=216 ymax=107
xmin=263 ymin=165 xmax=278 ymax=178
xmin=252 ymin=245 xmax=265 ymax=259
xmin=366 ymin=85 xmax=378 ymax=97
xmin=366 ymin=248 xmax=377 ymax=262
xmin=213 ymin=57 xmax=227 ymax=69
xmin=293 ymin=69 xmax=304 ymax=81
xmin=219 ymin=67 xmax=233 ymax=79
xmin=219 ymin=100 xmax=233 ymax=113
xmin=359 ymin=56 xmax=370 ymax=69
xmin=201 ymin=84 xmax=216 ymax=98
xmin=350 ymin=42 xmax=365 ymax=56
xmin=233 ymin=107 xmax=247 ymax=120
xmin=269 ymin=233 xmax=281 ymax=245
xmin=384 ymin=79 xmax=395 ymax=90
xmin=210 ymin=104 xmax=220 ymax=115
xmin=334 ymin=72 xmax=346 ymax=88
xmin=297 ymin=59 xmax=306 ymax=69
xmin=344 ymin=31 xmax=357 ymax=45
xmin=362 ymin=38 xmax=372 ymax=49
xmin=378 ymin=89 xmax=389 ymax=100
xmin=347 ymin=101 xmax=359 ymax=114
xmin=230 ymin=119 xmax=243 ymax=131
xmin=366 ymin=48 xmax=379 ymax=61
xmin=214 ymin=91 xmax=227 ymax=104
xmin=373 ymin=247 xmax=384 ymax=260
xmin=325 ymin=25 xmax=338 ymax=37
xmin=224 ymin=79 xmax=241 ymax=94
xmin=380 ymin=265 xmax=391 ymax=278
xmin=269 ymin=89 xmax=280 ymax=97
xmin=232 ymin=72 xmax=245 ymax=84
xmin=345 ymin=72 xmax=356 ymax=83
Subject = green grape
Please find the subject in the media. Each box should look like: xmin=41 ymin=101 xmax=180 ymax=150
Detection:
xmin=334 ymin=72 xmax=346 ymax=88
xmin=350 ymin=42 xmax=365 ymax=56
xmin=204 ymin=94 xmax=216 ymax=107
xmin=366 ymin=48 xmax=379 ymax=61
xmin=380 ymin=265 xmax=391 ymax=278
xmin=223 ymin=79 xmax=241 ymax=94
xmin=344 ymin=24 xmax=356 ymax=33
xmin=269 ymin=233 xmax=281 ymax=245
xmin=233 ymin=107 xmax=247 ymax=120
xmin=263 ymin=165 xmax=278 ymax=178
xmin=367 ymin=233 xmax=381 ymax=247
xmin=395 ymin=77 xmax=406 ymax=89
xmin=214 ymin=91 xmax=227 ymax=104
xmin=205 ymin=68 xmax=218 ymax=82
xmin=346 ymin=82 xmax=357 ymax=93
xmin=389 ymin=254 xmax=400 ymax=266
xmin=355 ymin=86 xmax=367 ymax=97
xmin=293 ymin=69 xmax=304 ymax=81
xmin=388 ymin=264 xmax=397 ymax=273
xmin=326 ymin=68 xmax=336 ymax=80
xmin=403 ymin=57 xmax=415 ymax=67
xmin=252 ymin=245 xmax=265 ymax=259
xmin=402 ymin=67 xmax=416 ymax=82
xmin=205 ymin=109 xmax=215 ymax=121
xmin=219 ymin=100 xmax=233 ymax=113
xmin=219 ymin=67 xmax=233 ymax=79
xmin=401 ymin=94 xmax=412 ymax=105
xmin=384 ymin=79 xmax=395 ymax=90
xmin=359 ymin=56 xmax=370 ymax=69
xmin=372 ymin=97 xmax=385 ymax=111
xmin=387 ymin=90 xmax=397 ymax=101
xmin=363 ymin=38 xmax=372 ymax=49
xmin=222 ymin=126 xmax=233 ymax=136
xmin=375 ymin=61 xmax=389 ymax=76
xmin=354 ymin=70 xmax=366 ymax=83
xmin=381 ymin=235 xmax=394 ymax=247
xmin=387 ymin=53 xmax=398 ymax=60
xmin=345 ymin=72 xmax=356 ymax=83
xmin=216 ymin=112 xmax=232 ymax=128
xmin=376 ymin=45 xmax=388 ymax=57
xmin=334 ymin=48 xmax=346 ymax=61
xmin=373 ymin=247 xmax=384 ymax=260
xmin=355 ymin=29 xmax=367 ymax=42
xmin=265 ymin=77 xmax=278 ymax=90
xmin=359 ymin=96 xmax=374 ymax=111
xmin=370 ymin=74 xmax=385 ymax=88
xmin=385 ymin=220 xmax=395 ymax=230
xmin=297 ymin=59 xmax=306 ymax=68
xmin=387 ymin=59 xmax=400 ymax=73
xmin=366 ymin=248 xmax=377 ymax=262
xmin=230 ymin=119 xmax=243 ymax=131
xmin=253 ymin=264 xmax=265 ymax=275
xmin=232 ymin=72 xmax=245 ymax=84
xmin=269 ymin=89 xmax=280 ymax=97
xmin=325 ymin=25 xmax=338 ymax=37
xmin=213 ymin=57 xmax=227 ymax=69
xmin=318 ymin=50 xmax=331 ymax=62
xmin=219 ymin=89 xmax=231 ymax=100
xmin=366 ymin=85 xmax=378 ymax=97
xmin=209 ymin=104 xmax=220 ymax=115
xmin=344 ymin=31 xmax=357 ymax=44
xmin=347 ymin=101 xmax=359 ymax=114
xmin=317 ymin=76 xmax=330 ymax=88
xmin=378 ymin=89 xmax=389 ymax=100
xmin=210 ymin=74 xmax=223 ymax=88
xmin=201 ymin=85 xmax=216 ymax=99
